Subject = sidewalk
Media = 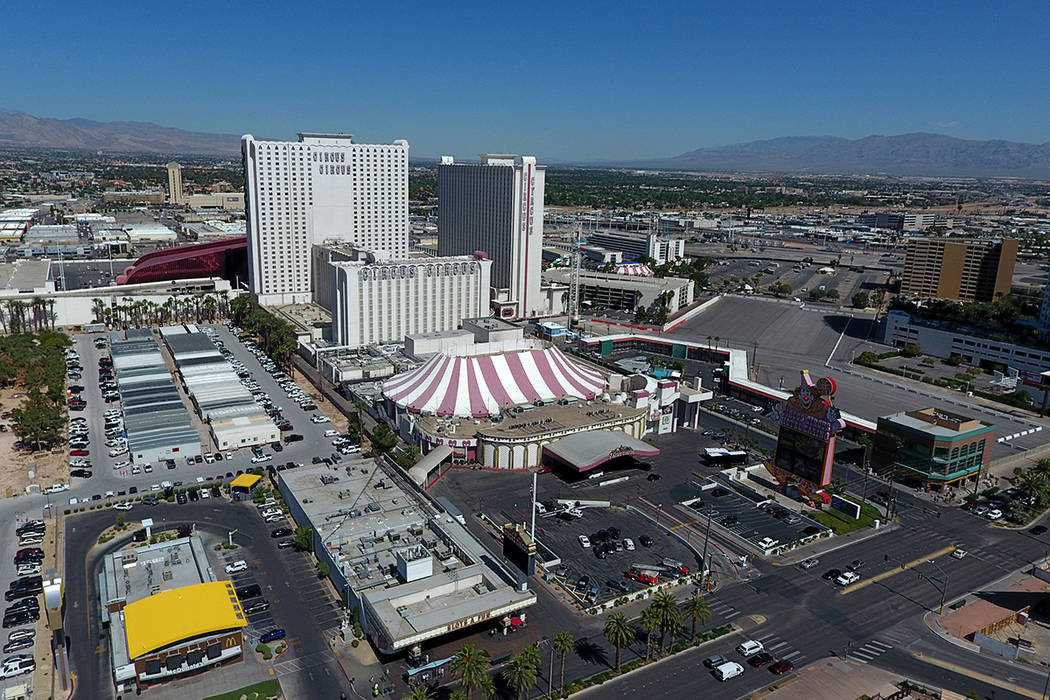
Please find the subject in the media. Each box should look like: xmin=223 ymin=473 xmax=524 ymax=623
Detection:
xmin=756 ymin=657 xmax=903 ymax=700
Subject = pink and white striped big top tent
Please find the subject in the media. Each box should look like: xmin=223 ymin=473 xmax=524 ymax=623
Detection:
xmin=382 ymin=347 xmax=607 ymax=418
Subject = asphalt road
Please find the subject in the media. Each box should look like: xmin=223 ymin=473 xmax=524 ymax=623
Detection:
xmin=63 ymin=500 xmax=350 ymax=700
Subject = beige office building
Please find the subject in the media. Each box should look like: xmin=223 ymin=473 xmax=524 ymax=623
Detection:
xmin=901 ymin=238 xmax=1016 ymax=302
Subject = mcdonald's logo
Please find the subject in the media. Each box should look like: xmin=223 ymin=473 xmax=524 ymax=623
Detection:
xmin=224 ymin=637 xmax=236 ymax=648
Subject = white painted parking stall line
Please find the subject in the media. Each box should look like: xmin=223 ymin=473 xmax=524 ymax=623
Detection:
xmin=754 ymin=632 xmax=777 ymax=641
xmin=782 ymin=650 xmax=801 ymax=660
xmin=766 ymin=641 xmax=787 ymax=651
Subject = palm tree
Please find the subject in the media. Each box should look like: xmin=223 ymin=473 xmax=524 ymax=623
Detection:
xmin=502 ymin=654 xmax=538 ymax=700
xmin=518 ymin=644 xmax=541 ymax=671
xmin=448 ymin=692 xmax=467 ymax=700
xmin=603 ymin=612 xmax=634 ymax=672
xmin=451 ymin=643 xmax=491 ymax=700
xmin=682 ymin=595 xmax=711 ymax=642
xmin=649 ymin=592 xmax=681 ymax=654
xmin=403 ymin=687 xmax=434 ymax=700
xmin=639 ymin=606 xmax=659 ymax=661
xmin=552 ymin=631 xmax=574 ymax=693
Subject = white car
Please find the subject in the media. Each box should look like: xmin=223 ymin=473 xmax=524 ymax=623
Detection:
xmin=225 ymin=560 xmax=248 ymax=574
xmin=951 ymin=548 xmax=967 ymax=559
xmin=310 ymin=415 xmax=330 ymax=424
xmin=836 ymin=571 xmax=861 ymax=586
xmin=68 ymin=497 xmax=78 ymax=505
xmin=0 ymin=656 xmax=35 ymax=679
xmin=264 ymin=514 xmax=284 ymax=523
xmin=15 ymin=564 xmax=41 ymax=577
xmin=736 ymin=640 xmax=764 ymax=657
xmin=113 ymin=460 xmax=132 ymax=470
xmin=44 ymin=483 xmax=69 ymax=494
xmin=150 ymin=484 xmax=161 ymax=491
xmin=986 ymin=509 xmax=1003 ymax=521
xmin=578 ymin=534 xmax=591 ymax=549
xmin=160 ymin=481 xmax=172 ymax=489
xmin=199 ymin=488 xmax=211 ymax=499
xmin=250 ymin=454 xmax=272 ymax=464
xmin=204 ymin=453 xmax=215 ymax=463
xmin=7 ymin=629 xmax=34 ymax=642
xmin=109 ymin=448 xmax=129 ymax=457
xmin=113 ymin=502 xmax=133 ymax=511
xmin=624 ymin=538 xmax=636 ymax=551
xmin=196 ymin=476 xmax=206 ymax=484
xmin=324 ymin=429 xmax=339 ymax=437
xmin=18 ymin=537 xmax=42 ymax=547
xmin=260 ymin=508 xmax=282 ymax=519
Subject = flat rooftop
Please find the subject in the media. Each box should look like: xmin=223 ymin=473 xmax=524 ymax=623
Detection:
xmin=416 ymin=401 xmax=648 ymax=442
xmin=0 ymin=259 xmax=50 ymax=291
xmin=101 ymin=536 xmax=214 ymax=607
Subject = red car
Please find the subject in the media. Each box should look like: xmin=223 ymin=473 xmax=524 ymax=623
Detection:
xmin=69 ymin=449 xmax=89 ymax=456
xmin=769 ymin=659 xmax=794 ymax=675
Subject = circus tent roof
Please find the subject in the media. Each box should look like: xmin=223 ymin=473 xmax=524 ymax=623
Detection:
xmin=382 ymin=347 xmax=607 ymax=418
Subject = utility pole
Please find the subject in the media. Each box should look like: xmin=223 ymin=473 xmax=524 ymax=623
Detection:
xmin=700 ymin=506 xmax=713 ymax=589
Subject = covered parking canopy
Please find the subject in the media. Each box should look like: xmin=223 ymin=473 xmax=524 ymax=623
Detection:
xmin=543 ymin=431 xmax=659 ymax=472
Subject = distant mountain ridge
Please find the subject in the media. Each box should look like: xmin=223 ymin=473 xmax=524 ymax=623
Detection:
xmin=0 ymin=109 xmax=242 ymax=155
xmin=659 ymin=132 xmax=1050 ymax=177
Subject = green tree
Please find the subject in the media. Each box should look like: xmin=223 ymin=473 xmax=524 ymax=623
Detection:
xmin=552 ymin=631 xmax=574 ymax=693
xmin=518 ymin=644 xmax=541 ymax=671
xmin=371 ymin=423 xmax=398 ymax=454
xmin=826 ymin=288 xmax=840 ymax=300
xmin=293 ymin=526 xmax=314 ymax=553
xmin=403 ymin=687 xmax=434 ymax=700
xmin=852 ymin=291 xmax=870 ymax=308
xmin=451 ymin=643 xmax=491 ymax=700
xmin=682 ymin=594 xmax=712 ymax=642
xmin=639 ymin=606 xmax=659 ymax=661
xmin=603 ymin=612 xmax=634 ymax=672
xmin=901 ymin=343 xmax=922 ymax=358
xmin=769 ymin=281 xmax=791 ymax=297
xmin=502 ymin=653 xmax=538 ymax=700
xmin=648 ymin=592 xmax=681 ymax=654
xmin=316 ymin=560 xmax=331 ymax=578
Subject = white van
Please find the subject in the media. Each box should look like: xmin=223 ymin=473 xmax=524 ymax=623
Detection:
xmin=714 ymin=661 xmax=744 ymax=681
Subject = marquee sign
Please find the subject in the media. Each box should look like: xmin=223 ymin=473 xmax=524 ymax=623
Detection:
xmin=769 ymin=370 xmax=846 ymax=492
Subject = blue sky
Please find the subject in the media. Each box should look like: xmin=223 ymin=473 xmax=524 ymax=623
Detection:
xmin=2 ymin=0 xmax=1048 ymax=160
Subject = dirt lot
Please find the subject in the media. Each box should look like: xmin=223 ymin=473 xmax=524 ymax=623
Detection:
xmin=0 ymin=388 xmax=68 ymax=497
xmin=288 ymin=368 xmax=371 ymax=451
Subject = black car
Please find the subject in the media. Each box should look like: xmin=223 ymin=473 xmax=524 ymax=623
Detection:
xmin=128 ymin=486 xmax=138 ymax=494
xmin=236 ymin=584 xmax=261 ymax=600
xmin=271 ymin=442 xmax=283 ymax=453
xmin=822 ymin=568 xmax=842 ymax=581
xmin=69 ymin=469 xmax=93 ymax=479
xmin=576 ymin=575 xmax=590 ymax=590
xmin=639 ymin=536 xmax=653 ymax=548
xmin=243 ymin=600 xmax=270 ymax=615
xmin=284 ymin=434 xmax=304 ymax=443
xmin=594 ymin=545 xmax=607 ymax=559
xmin=2 ymin=611 xmax=37 ymax=628
xmin=142 ymin=496 xmax=158 ymax=506
xmin=748 ymin=651 xmax=775 ymax=668
xmin=7 ymin=599 xmax=38 ymax=613
xmin=847 ymin=559 xmax=863 ymax=571
xmin=271 ymin=527 xmax=293 ymax=538
xmin=188 ymin=489 xmax=200 ymax=502
xmin=176 ymin=492 xmax=188 ymax=505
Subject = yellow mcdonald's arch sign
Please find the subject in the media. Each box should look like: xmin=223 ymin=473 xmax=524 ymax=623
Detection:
xmin=224 ymin=636 xmax=236 ymax=648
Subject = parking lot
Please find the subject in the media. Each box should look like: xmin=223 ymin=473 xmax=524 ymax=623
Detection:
xmin=538 ymin=504 xmax=699 ymax=606
xmin=64 ymin=496 xmax=351 ymax=699
xmin=705 ymin=258 xmax=888 ymax=305
xmin=60 ymin=323 xmax=355 ymax=503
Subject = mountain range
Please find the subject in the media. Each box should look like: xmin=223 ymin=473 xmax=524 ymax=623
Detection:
xmin=2 ymin=108 xmax=1050 ymax=177
xmin=659 ymin=133 xmax=1050 ymax=178
xmin=0 ymin=109 xmax=242 ymax=156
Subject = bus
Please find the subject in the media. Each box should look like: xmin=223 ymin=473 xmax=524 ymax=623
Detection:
xmin=702 ymin=447 xmax=748 ymax=466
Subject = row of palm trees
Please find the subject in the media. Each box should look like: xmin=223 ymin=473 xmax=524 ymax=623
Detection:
xmin=0 ymin=297 xmax=57 ymax=335
xmin=413 ymin=592 xmax=711 ymax=700
xmin=90 ymin=290 xmax=231 ymax=328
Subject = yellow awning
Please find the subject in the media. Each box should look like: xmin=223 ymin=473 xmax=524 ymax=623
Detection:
xmin=230 ymin=473 xmax=262 ymax=489
xmin=124 ymin=581 xmax=246 ymax=659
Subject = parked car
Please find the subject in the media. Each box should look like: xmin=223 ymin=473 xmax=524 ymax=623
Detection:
xmin=835 ymin=571 xmax=861 ymax=586
xmin=736 ymin=640 xmax=764 ymax=657
xmin=769 ymin=659 xmax=794 ymax=675
xmin=224 ymin=560 xmax=248 ymax=574
xmin=260 ymin=629 xmax=285 ymax=643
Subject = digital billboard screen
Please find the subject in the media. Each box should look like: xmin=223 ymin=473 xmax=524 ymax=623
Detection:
xmin=773 ymin=426 xmax=831 ymax=486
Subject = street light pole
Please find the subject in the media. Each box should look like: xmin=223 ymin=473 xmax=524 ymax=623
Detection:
xmin=700 ymin=507 xmax=713 ymax=589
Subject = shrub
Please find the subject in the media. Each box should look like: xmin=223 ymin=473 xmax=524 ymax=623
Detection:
xmin=255 ymin=643 xmax=272 ymax=660
xmin=351 ymin=639 xmax=360 ymax=648
xmin=901 ymin=343 xmax=922 ymax=358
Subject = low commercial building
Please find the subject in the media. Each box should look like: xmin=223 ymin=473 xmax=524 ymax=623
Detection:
xmin=276 ymin=461 xmax=536 ymax=657
xmin=99 ymin=536 xmax=248 ymax=693
xmin=541 ymin=267 xmax=694 ymax=312
xmin=871 ymin=407 xmax=995 ymax=490
xmin=884 ymin=310 xmax=1050 ymax=374
xmin=111 ymin=332 xmax=202 ymax=464
xmin=584 ymin=230 xmax=685 ymax=265
xmin=162 ymin=327 xmax=278 ymax=449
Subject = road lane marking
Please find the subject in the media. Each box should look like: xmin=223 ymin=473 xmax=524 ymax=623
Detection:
xmin=912 ymin=652 xmax=1042 ymax=699
xmin=839 ymin=545 xmax=956 ymax=594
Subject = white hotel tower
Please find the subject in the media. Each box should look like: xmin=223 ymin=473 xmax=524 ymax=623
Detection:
xmin=241 ymin=133 xmax=409 ymax=305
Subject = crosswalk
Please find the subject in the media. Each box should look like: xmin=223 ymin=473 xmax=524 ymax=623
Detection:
xmin=706 ymin=596 xmax=739 ymax=622
xmin=848 ymin=639 xmax=893 ymax=663
xmin=751 ymin=630 xmax=806 ymax=666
